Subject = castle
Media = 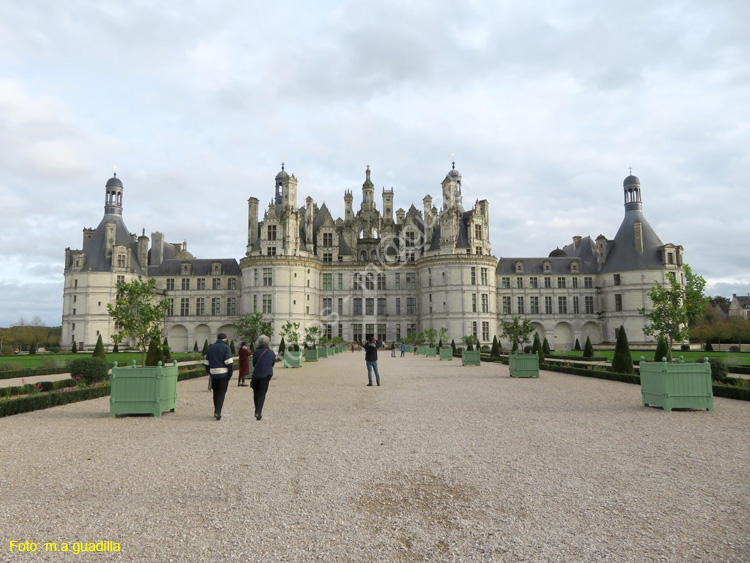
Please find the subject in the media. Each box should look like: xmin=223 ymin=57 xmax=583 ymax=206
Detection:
xmin=62 ymin=163 xmax=684 ymax=351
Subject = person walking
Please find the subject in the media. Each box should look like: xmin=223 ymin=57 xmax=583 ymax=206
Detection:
xmin=363 ymin=336 xmax=381 ymax=387
xmin=390 ymin=342 xmax=396 ymax=357
xmin=400 ymin=342 xmax=406 ymax=357
xmin=204 ymin=332 xmax=233 ymax=420
xmin=238 ymin=341 xmax=250 ymax=386
xmin=251 ymin=335 xmax=276 ymax=420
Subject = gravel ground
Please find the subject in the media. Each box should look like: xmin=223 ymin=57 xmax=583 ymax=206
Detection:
xmin=1 ymin=353 xmax=748 ymax=562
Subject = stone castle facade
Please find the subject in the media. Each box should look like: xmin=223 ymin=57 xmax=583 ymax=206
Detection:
xmin=62 ymin=163 xmax=684 ymax=351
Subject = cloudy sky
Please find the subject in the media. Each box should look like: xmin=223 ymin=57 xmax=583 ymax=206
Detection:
xmin=0 ymin=0 xmax=748 ymax=327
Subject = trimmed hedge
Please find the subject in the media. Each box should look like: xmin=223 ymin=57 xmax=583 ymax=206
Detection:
xmin=0 ymin=367 xmax=68 ymax=381
xmin=0 ymin=378 xmax=78 ymax=398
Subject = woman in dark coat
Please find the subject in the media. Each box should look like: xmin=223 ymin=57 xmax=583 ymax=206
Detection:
xmin=251 ymin=335 xmax=276 ymax=420
xmin=238 ymin=341 xmax=250 ymax=386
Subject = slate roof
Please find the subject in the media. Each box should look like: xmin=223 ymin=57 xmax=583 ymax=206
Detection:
xmin=79 ymin=214 xmax=145 ymax=274
xmin=496 ymin=257 xmax=595 ymax=275
xmin=597 ymin=207 xmax=665 ymax=273
xmin=148 ymin=258 xmax=241 ymax=276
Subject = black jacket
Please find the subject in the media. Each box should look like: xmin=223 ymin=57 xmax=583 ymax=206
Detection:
xmin=364 ymin=340 xmax=379 ymax=362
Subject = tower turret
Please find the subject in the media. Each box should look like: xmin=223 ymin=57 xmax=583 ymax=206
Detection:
xmin=361 ymin=166 xmax=375 ymax=209
xmin=623 ymin=173 xmax=642 ymax=211
xmin=104 ymin=173 xmax=123 ymax=216
xmin=344 ymin=190 xmax=353 ymax=220
xmin=382 ymin=187 xmax=394 ymax=223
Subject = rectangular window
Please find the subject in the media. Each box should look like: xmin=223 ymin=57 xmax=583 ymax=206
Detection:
xmin=475 ymin=224 xmax=482 ymax=240
xmin=353 ymin=324 xmax=363 ymax=342
xmin=472 ymin=293 xmax=477 ymax=312
xmin=573 ymin=296 xmax=580 ymax=314
xmin=544 ymin=276 xmax=551 ymax=289
xmin=482 ymin=321 xmax=489 ymax=342
xmin=253 ymin=269 xmax=258 ymax=286
xmin=395 ymin=273 xmax=401 ymax=289
xmin=471 ymin=267 xmax=476 ymax=285
xmin=338 ymin=273 xmax=343 ymax=290
xmin=407 ymin=324 xmax=416 ymax=337
xmin=517 ymin=296 xmax=524 ymax=314
xmin=322 ymin=297 xmax=332 ymax=316
xmin=365 ymin=273 xmax=375 ymax=290
xmin=353 ymin=298 xmax=362 ymax=315
xmin=262 ymin=268 xmax=273 ymax=287
xmin=558 ymin=296 xmax=568 ymax=314
xmin=396 ymin=297 xmax=401 ymax=315
xmin=614 ymin=274 xmax=621 ymax=286
xmin=323 ymin=232 xmax=333 ymax=246
xmin=212 ymin=278 xmax=221 ymax=290
xmin=197 ymin=278 xmax=206 ymax=290
xmin=530 ymin=296 xmax=539 ymax=315
xmin=268 ymin=225 xmax=276 ymax=241
xmin=366 ymin=323 xmax=374 ymax=339
xmin=166 ymin=298 xmax=174 ymax=317
xmin=353 ymin=273 xmax=362 ymax=289
xmin=180 ymin=298 xmax=189 ymax=316
xmin=377 ymin=324 xmax=386 ymax=340
xmin=572 ymin=277 xmax=578 ymax=289
xmin=406 ymin=297 xmax=416 ymax=315
xmin=405 ymin=231 xmax=416 ymax=247
xmin=338 ymin=324 xmax=343 ymax=338
xmin=226 ymin=297 xmax=236 ymax=316
xmin=377 ymin=273 xmax=386 ymax=290
xmin=166 ymin=278 xmax=175 ymax=291
xmin=557 ymin=277 xmax=566 ymax=289
xmin=516 ymin=277 xmax=523 ymax=289
xmin=181 ymin=278 xmax=190 ymax=290
xmin=211 ymin=297 xmax=221 ymax=316
xmin=396 ymin=324 xmax=402 ymax=341
xmin=323 ymin=253 xmax=332 ymax=263
xmin=615 ymin=294 xmax=622 ymax=312
xmin=481 ymin=268 xmax=488 ymax=285
xmin=406 ymin=273 xmax=416 ymax=290
xmin=584 ymin=276 xmax=593 ymax=288
xmin=366 ymin=298 xmax=374 ymax=316
xmin=322 ymin=273 xmax=332 ymax=290
xmin=585 ymin=295 xmax=595 ymax=314
xmin=116 ymin=276 xmax=124 ymax=285
xmin=196 ymin=297 xmax=205 ymax=316
xmin=501 ymin=276 xmax=510 ymax=289
xmin=377 ymin=298 xmax=386 ymax=315
xmin=472 ymin=321 xmax=478 ymax=338
xmin=262 ymin=294 xmax=272 ymax=314
xmin=324 ymin=324 xmax=332 ymax=339
xmin=529 ymin=277 xmax=538 ymax=289
xmin=545 ymin=296 xmax=553 ymax=314
xmin=502 ymin=296 xmax=511 ymax=315
xmin=481 ymin=293 xmax=489 ymax=313
xmin=252 ymin=295 xmax=257 ymax=312
xmin=338 ymin=298 xmax=343 ymax=316
xmin=267 ymin=246 xmax=277 ymax=256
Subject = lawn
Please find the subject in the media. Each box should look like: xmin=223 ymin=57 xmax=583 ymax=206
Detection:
xmin=553 ymin=349 xmax=750 ymax=365
xmin=0 ymin=352 xmax=201 ymax=371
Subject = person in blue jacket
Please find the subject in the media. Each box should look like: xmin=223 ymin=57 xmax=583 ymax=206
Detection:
xmin=251 ymin=334 xmax=276 ymax=421
xmin=204 ymin=332 xmax=234 ymax=420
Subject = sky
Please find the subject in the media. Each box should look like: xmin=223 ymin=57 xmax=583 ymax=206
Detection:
xmin=0 ymin=0 xmax=748 ymax=327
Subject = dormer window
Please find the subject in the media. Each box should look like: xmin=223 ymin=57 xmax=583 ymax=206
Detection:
xmin=181 ymin=262 xmax=191 ymax=276
xmin=212 ymin=262 xmax=222 ymax=275
xmin=515 ymin=261 xmax=524 ymax=274
xmin=543 ymin=261 xmax=551 ymax=273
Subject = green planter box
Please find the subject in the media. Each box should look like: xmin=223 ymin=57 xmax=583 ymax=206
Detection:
xmin=110 ymin=360 xmax=178 ymax=418
xmin=509 ymin=353 xmax=540 ymax=378
xmin=462 ymin=350 xmax=481 ymax=366
xmin=425 ymin=347 xmax=437 ymax=357
xmin=318 ymin=347 xmax=328 ymax=358
xmin=439 ymin=348 xmax=453 ymax=360
xmin=284 ymin=351 xmax=302 ymax=368
xmin=418 ymin=346 xmax=427 ymax=355
xmin=304 ymin=349 xmax=318 ymax=362
xmin=640 ymin=358 xmax=714 ymax=412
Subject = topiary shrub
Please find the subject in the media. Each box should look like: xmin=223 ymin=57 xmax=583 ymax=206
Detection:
xmin=611 ymin=325 xmax=634 ymax=374
xmin=72 ymin=341 xmax=78 ymax=354
xmin=583 ymin=337 xmax=594 ymax=359
xmin=698 ymin=357 xmax=728 ymax=382
xmin=145 ymin=339 xmax=163 ymax=366
xmin=230 ymin=340 xmax=236 ymax=355
xmin=653 ymin=338 xmax=669 ymax=362
xmin=491 ymin=335 xmax=501 ymax=358
xmin=523 ymin=345 xmax=532 ymax=354
xmin=162 ymin=337 xmax=171 ymax=361
xmin=193 ymin=341 xmax=199 ymax=352
xmin=532 ymin=333 xmax=544 ymax=362
xmin=202 ymin=340 xmax=210 ymax=355
xmin=574 ymin=338 xmax=581 ymax=351
xmin=29 ymin=342 xmax=37 ymax=355
xmin=279 ymin=337 xmax=286 ymax=356
xmin=729 ymin=345 xmax=740 ymax=353
xmin=68 ymin=357 xmax=109 ymax=386
xmin=680 ymin=344 xmax=690 ymax=351
xmin=542 ymin=337 xmax=551 ymax=355
xmin=92 ymin=334 xmax=107 ymax=361
xmin=704 ymin=338 xmax=713 ymax=352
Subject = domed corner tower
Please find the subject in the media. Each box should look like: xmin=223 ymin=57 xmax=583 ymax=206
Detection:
xmin=597 ymin=173 xmax=684 ymax=344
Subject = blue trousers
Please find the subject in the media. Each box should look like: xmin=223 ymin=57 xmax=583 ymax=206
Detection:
xmin=366 ymin=361 xmax=380 ymax=385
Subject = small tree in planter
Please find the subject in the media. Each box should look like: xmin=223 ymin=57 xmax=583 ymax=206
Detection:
xmin=235 ymin=311 xmax=274 ymax=352
xmin=638 ymin=265 xmax=707 ymax=362
xmin=304 ymin=325 xmax=321 ymax=350
xmin=500 ymin=316 xmax=535 ymax=354
xmin=424 ymin=327 xmax=438 ymax=348
xmin=462 ymin=334 xmax=478 ymax=351
xmin=611 ymin=325 xmax=634 ymax=374
xmin=107 ymin=276 xmax=170 ymax=367
xmin=280 ymin=321 xmax=301 ymax=352
xmin=438 ymin=327 xmax=450 ymax=347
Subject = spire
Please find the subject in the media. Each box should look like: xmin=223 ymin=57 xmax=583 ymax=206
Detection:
xmin=623 ymin=170 xmax=642 ymax=211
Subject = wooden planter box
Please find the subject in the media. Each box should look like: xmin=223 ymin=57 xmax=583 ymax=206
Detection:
xmin=110 ymin=360 xmax=178 ymax=418
xmin=304 ymin=349 xmax=318 ymax=362
xmin=439 ymin=348 xmax=453 ymax=360
xmin=284 ymin=351 xmax=302 ymax=368
xmin=462 ymin=350 xmax=481 ymax=366
xmin=640 ymin=358 xmax=714 ymax=412
xmin=425 ymin=347 xmax=437 ymax=357
xmin=509 ymin=353 xmax=539 ymax=378
xmin=318 ymin=347 xmax=328 ymax=358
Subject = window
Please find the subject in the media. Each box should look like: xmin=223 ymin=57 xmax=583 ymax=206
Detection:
xmin=530 ymin=296 xmax=539 ymax=314
xmin=545 ymin=296 xmax=553 ymax=314
xmin=517 ymin=297 xmax=524 ymax=314
xmin=353 ymin=273 xmax=362 ymax=289
xmin=181 ymin=278 xmax=190 ymax=290
xmin=196 ymin=297 xmax=205 ymax=316
xmin=116 ymin=276 xmax=124 ymax=285
xmin=406 ymin=297 xmax=416 ymax=315
xmin=502 ymin=296 xmax=511 ymax=315
xmin=544 ymin=277 xmax=551 ymax=289
xmin=481 ymin=268 xmax=488 ymax=285
xmin=323 ymin=253 xmax=332 ymax=263
xmin=472 ymin=321 xmax=478 ymax=338
xmin=614 ymin=274 xmax=621 ymax=286
xmin=197 ymin=278 xmax=206 ymax=290
xmin=166 ymin=298 xmax=174 ymax=317
xmin=405 ymin=231 xmax=416 ymax=246
xmin=501 ymin=276 xmax=510 ymax=289
xmin=180 ymin=298 xmax=189 ymax=316
xmin=212 ymin=278 xmax=221 ymax=290
xmin=584 ymin=276 xmax=593 ymax=289
xmin=573 ymin=296 xmax=580 ymax=314
xmin=395 ymin=273 xmax=401 ymax=289
xmin=74 ymin=279 xmax=79 ymax=288
xmin=482 ymin=321 xmax=489 ymax=342
xmin=322 ymin=297 xmax=332 ymax=315
xmin=254 ymin=270 xmax=258 ymax=286
xmin=667 ymin=253 xmax=674 ymax=264
xmin=572 ymin=277 xmax=578 ymax=289
xmin=338 ymin=298 xmax=343 ymax=316
xmin=377 ymin=324 xmax=386 ymax=340
xmin=117 ymin=254 xmax=126 ymax=269
xmin=406 ymin=273 xmax=416 ymax=290
xmin=407 ymin=324 xmax=416 ymax=337
xmin=516 ymin=277 xmax=523 ymax=289
xmin=166 ymin=278 xmax=175 ymax=291
xmin=338 ymin=324 xmax=343 ymax=338
xmin=615 ymin=294 xmax=622 ymax=312
xmin=366 ymin=298 xmax=374 ymax=315
xmin=353 ymin=324 xmax=363 ymax=342
xmin=473 ymin=224 xmax=482 ymax=241
xmin=471 ymin=267 xmax=477 ymax=284
xmin=585 ymin=296 xmax=595 ymax=314
xmin=377 ymin=298 xmax=386 ymax=315
xmin=338 ymin=273 xmax=343 ymax=290
xmin=472 ymin=294 xmax=477 ymax=312
xmin=557 ymin=277 xmax=566 ymax=289
xmin=365 ymin=273 xmax=375 ymax=290
xmin=226 ymin=297 xmax=236 ymax=316
xmin=323 ymin=232 xmax=333 ymax=246
xmin=396 ymin=324 xmax=401 ymax=341
xmin=481 ymin=294 xmax=489 ymax=313
xmin=396 ymin=297 xmax=401 ymax=315
xmin=366 ymin=324 xmax=374 ymax=339
xmin=558 ymin=296 xmax=568 ymax=314
xmin=325 ymin=324 xmax=333 ymax=339
xmin=262 ymin=294 xmax=272 ymax=313
xmin=211 ymin=297 xmax=221 ymax=316
xmin=253 ymin=295 xmax=257 ymax=312
xmin=529 ymin=277 xmax=538 ymax=289
xmin=262 ymin=268 xmax=273 ymax=286
xmin=322 ymin=273 xmax=332 ymax=290
xmin=267 ymin=246 xmax=277 ymax=256
xmin=377 ymin=273 xmax=386 ymax=290
xmin=353 ymin=298 xmax=362 ymax=315
xmin=267 ymin=225 xmax=276 ymax=241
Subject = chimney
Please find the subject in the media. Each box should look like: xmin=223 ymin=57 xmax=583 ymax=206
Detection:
xmin=151 ymin=232 xmax=164 ymax=266
xmin=573 ymin=236 xmax=582 ymax=249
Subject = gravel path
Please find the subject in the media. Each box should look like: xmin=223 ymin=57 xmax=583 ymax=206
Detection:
xmin=1 ymin=353 xmax=748 ymax=562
